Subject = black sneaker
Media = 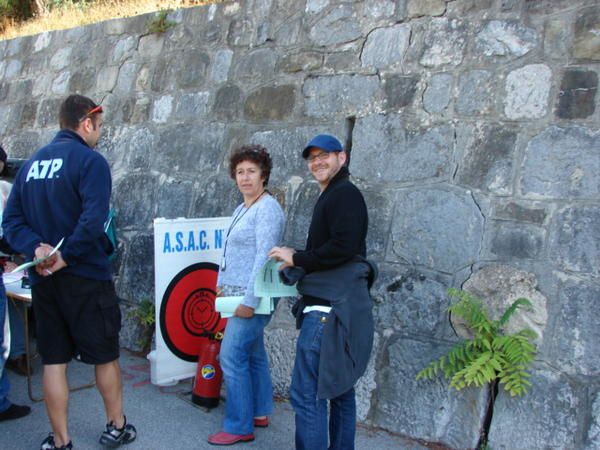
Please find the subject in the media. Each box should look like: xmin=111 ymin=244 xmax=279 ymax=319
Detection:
xmin=40 ymin=433 xmax=73 ymax=450
xmin=0 ymin=403 xmax=31 ymax=421
xmin=99 ymin=416 xmax=137 ymax=448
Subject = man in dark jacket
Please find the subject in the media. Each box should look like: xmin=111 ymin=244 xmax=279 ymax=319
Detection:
xmin=2 ymin=95 xmax=136 ymax=450
xmin=269 ymin=134 xmax=372 ymax=450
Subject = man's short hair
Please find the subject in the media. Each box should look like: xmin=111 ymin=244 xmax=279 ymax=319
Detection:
xmin=59 ymin=94 xmax=102 ymax=130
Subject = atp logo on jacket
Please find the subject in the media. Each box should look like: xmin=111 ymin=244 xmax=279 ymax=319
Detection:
xmin=26 ymin=159 xmax=63 ymax=182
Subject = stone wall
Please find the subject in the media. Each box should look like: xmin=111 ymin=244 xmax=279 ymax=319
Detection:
xmin=1 ymin=0 xmax=598 ymax=448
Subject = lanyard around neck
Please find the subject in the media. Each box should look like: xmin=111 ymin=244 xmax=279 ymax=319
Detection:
xmin=220 ymin=191 xmax=266 ymax=271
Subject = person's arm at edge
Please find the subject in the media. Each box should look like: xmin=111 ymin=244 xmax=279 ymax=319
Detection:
xmin=2 ymin=174 xmax=43 ymax=259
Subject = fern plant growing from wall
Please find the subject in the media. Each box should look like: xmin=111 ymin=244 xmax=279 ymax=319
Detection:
xmin=417 ymin=288 xmax=537 ymax=397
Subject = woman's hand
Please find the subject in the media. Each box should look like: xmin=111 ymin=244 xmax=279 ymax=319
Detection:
xmin=235 ymin=304 xmax=255 ymax=318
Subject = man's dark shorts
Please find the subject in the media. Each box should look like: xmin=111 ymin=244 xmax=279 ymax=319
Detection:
xmin=32 ymin=272 xmax=121 ymax=365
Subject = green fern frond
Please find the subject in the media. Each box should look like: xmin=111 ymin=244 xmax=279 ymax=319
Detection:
xmin=416 ymin=288 xmax=537 ymax=397
xmin=498 ymin=298 xmax=533 ymax=327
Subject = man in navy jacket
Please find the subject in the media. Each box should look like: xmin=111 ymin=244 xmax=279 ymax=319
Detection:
xmin=2 ymin=95 xmax=136 ymax=450
xmin=270 ymin=134 xmax=371 ymax=450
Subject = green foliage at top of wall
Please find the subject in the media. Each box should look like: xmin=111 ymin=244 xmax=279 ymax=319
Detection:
xmin=147 ymin=9 xmax=176 ymax=34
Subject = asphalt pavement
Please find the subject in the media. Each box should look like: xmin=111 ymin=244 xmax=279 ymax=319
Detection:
xmin=1 ymin=350 xmax=427 ymax=450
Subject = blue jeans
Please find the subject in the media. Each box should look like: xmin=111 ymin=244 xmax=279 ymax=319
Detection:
xmin=290 ymin=311 xmax=356 ymax=450
xmin=0 ymin=284 xmax=11 ymax=412
xmin=8 ymin=299 xmax=25 ymax=357
xmin=220 ymin=314 xmax=273 ymax=435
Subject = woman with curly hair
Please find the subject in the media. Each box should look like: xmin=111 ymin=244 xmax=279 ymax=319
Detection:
xmin=208 ymin=145 xmax=285 ymax=446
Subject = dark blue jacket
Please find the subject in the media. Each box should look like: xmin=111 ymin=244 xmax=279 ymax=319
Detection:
xmin=288 ymin=257 xmax=377 ymax=399
xmin=2 ymin=129 xmax=113 ymax=285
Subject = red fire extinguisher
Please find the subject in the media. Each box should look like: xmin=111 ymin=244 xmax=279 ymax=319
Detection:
xmin=192 ymin=331 xmax=224 ymax=408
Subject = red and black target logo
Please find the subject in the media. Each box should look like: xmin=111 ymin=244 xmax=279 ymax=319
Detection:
xmin=159 ymin=262 xmax=226 ymax=362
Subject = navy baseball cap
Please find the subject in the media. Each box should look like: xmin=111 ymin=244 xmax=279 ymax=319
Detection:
xmin=302 ymin=134 xmax=343 ymax=159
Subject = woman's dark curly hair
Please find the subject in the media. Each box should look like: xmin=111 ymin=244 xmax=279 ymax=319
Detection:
xmin=228 ymin=144 xmax=272 ymax=187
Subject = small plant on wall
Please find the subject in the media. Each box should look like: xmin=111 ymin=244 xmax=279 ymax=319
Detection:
xmin=417 ymin=288 xmax=537 ymax=397
xmin=147 ymin=8 xmax=175 ymax=34
xmin=128 ymin=298 xmax=156 ymax=355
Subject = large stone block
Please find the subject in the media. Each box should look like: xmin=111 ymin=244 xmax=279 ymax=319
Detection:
xmin=543 ymin=16 xmax=571 ymax=61
xmin=190 ymin=173 xmax=241 ymax=219
xmin=455 ymin=123 xmax=517 ymax=194
xmin=371 ymin=336 xmax=487 ymax=449
xmin=588 ymin=391 xmax=600 ymax=449
xmin=488 ymin=368 xmax=580 ymax=449
xmin=173 ymin=49 xmax=210 ymax=89
xmin=244 ymin=85 xmax=295 ymax=122
xmin=303 ymin=75 xmax=382 ymax=117
xmin=574 ymin=6 xmax=600 ymax=61
xmin=548 ymin=205 xmax=600 ymax=277
xmin=372 ymin=265 xmax=453 ymax=338
xmin=278 ymin=51 xmax=322 ymax=73
xmin=556 ymin=69 xmax=598 ymax=119
xmin=117 ymin=125 xmax=156 ymax=171
xmin=389 ymin=188 xmax=484 ymax=273
xmin=361 ymin=23 xmax=411 ymax=69
xmin=520 ymin=126 xmax=599 ymax=200
xmin=504 ymin=64 xmax=552 ymax=119
xmin=283 ymin=181 xmax=321 ymax=249
xmin=210 ymin=49 xmax=233 ymax=83
xmin=69 ymin=68 xmax=96 ymax=94
xmin=420 ymin=18 xmax=467 ymax=67
xmin=112 ymin=173 xmax=159 ymax=229
xmin=383 ymin=74 xmax=419 ymax=110
xmin=151 ymin=95 xmax=174 ymax=124
xmin=456 ymin=70 xmax=494 ymax=116
xmin=35 ymin=98 xmax=63 ymax=129
xmin=153 ymin=123 xmax=225 ymax=177
xmin=461 ymin=265 xmax=548 ymax=342
xmin=407 ymin=0 xmax=446 ymax=17
xmin=475 ymin=20 xmax=538 ymax=57
xmin=212 ymin=84 xmax=243 ymax=121
xmin=308 ymin=4 xmax=362 ymax=47
xmin=117 ymin=233 xmax=155 ymax=302
xmin=49 ymin=46 xmax=72 ymax=71
xmin=156 ymin=178 xmax=193 ymax=219
xmin=361 ymin=187 xmax=394 ymax=260
xmin=423 ymin=72 xmax=452 ymax=114
xmin=233 ymin=48 xmax=278 ymax=82
xmin=352 ymin=114 xmax=454 ymax=184
xmin=484 ymin=221 xmax=545 ymax=260
xmin=173 ymin=92 xmax=210 ymax=122
xmin=265 ymin=308 xmax=297 ymax=396
xmin=492 ymin=200 xmax=548 ymax=225
xmin=545 ymin=276 xmax=600 ymax=376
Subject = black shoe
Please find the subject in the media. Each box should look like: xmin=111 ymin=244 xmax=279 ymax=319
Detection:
xmin=40 ymin=433 xmax=73 ymax=450
xmin=99 ymin=415 xmax=137 ymax=448
xmin=5 ymin=355 xmax=31 ymax=376
xmin=0 ymin=403 xmax=31 ymax=421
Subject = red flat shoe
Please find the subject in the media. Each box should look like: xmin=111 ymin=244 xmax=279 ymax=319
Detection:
xmin=253 ymin=417 xmax=269 ymax=428
xmin=208 ymin=431 xmax=255 ymax=446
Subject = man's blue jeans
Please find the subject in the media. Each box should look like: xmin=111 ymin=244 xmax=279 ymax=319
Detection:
xmin=220 ymin=314 xmax=273 ymax=435
xmin=290 ymin=311 xmax=356 ymax=450
xmin=0 ymin=284 xmax=11 ymax=412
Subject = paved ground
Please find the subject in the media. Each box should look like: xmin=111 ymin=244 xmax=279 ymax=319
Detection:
xmin=1 ymin=350 xmax=427 ymax=450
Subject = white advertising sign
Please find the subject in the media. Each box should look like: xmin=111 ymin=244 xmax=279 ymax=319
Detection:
xmin=151 ymin=216 xmax=230 ymax=386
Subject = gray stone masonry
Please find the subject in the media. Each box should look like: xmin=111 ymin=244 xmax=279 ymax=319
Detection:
xmin=1 ymin=0 xmax=599 ymax=448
